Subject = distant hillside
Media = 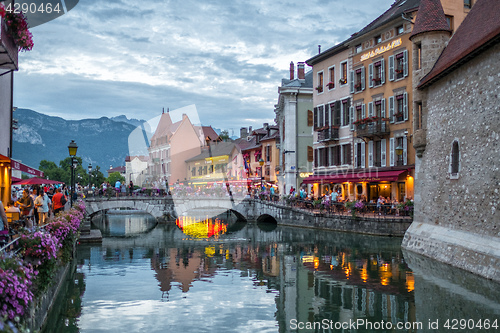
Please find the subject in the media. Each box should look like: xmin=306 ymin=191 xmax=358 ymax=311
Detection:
xmin=12 ymin=109 xmax=150 ymax=170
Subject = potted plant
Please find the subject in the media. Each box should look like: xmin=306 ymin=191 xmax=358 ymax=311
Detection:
xmin=1 ymin=8 xmax=34 ymax=51
xmin=327 ymin=82 xmax=334 ymax=89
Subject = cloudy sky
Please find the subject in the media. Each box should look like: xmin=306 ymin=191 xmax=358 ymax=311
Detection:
xmin=14 ymin=0 xmax=394 ymax=135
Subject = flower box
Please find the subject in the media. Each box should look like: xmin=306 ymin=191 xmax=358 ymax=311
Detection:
xmin=0 ymin=16 xmax=18 ymax=70
xmin=339 ymin=78 xmax=347 ymax=85
xmin=327 ymin=82 xmax=334 ymax=89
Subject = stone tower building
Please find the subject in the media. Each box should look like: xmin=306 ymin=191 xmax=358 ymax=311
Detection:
xmin=403 ymin=0 xmax=500 ymax=282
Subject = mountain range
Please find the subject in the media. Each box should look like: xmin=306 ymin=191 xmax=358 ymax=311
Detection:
xmin=12 ymin=108 xmax=148 ymax=171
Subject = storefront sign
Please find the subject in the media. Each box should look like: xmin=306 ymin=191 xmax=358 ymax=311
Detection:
xmin=360 ymin=38 xmax=402 ymax=61
xmin=300 ymin=172 xmax=313 ymax=178
xmin=12 ymin=160 xmax=44 ymax=177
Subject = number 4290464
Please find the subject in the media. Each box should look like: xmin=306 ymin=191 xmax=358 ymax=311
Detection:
xmin=444 ymin=319 xmax=498 ymax=330
xmin=4 ymin=2 xmax=62 ymax=15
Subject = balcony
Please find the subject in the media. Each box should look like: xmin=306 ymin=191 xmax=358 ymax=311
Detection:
xmin=0 ymin=17 xmax=18 ymax=70
xmin=355 ymin=118 xmax=390 ymax=139
xmin=318 ymin=126 xmax=339 ymax=141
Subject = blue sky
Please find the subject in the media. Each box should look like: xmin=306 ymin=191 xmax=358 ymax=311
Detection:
xmin=13 ymin=0 xmax=394 ymax=135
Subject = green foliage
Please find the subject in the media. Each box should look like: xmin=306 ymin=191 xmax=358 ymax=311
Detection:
xmin=219 ymin=130 xmax=230 ymax=142
xmin=107 ymin=172 xmax=125 ymax=185
xmin=38 ymin=158 xmax=106 ymax=186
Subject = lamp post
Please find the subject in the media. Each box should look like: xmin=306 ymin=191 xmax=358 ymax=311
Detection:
xmin=259 ymin=158 xmax=264 ymax=191
xmin=68 ymin=140 xmax=78 ymax=207
xmin=88 ymin=164 xmax=92 ymax=197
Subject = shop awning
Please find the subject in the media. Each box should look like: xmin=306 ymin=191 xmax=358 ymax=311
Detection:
xmin=303 ymin=170 xmax=407 ymax=184
xmin=11 ymin=159 xmax=44 ymax=178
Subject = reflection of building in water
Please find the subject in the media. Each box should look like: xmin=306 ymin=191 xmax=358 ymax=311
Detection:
xmin=151 ymin=248 xmax=216 ymax=294
xmin=276 ymin=246 xmax=415 ymax=332
xmin=176 ymin=216 xmax=227 ymax=239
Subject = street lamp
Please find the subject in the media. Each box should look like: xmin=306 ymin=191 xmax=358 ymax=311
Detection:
xmin=88 ymin=164 xmax=92 ymax=197
xmin=68 ymin=140 xmax=78 ymax=207
xmin=259 ymin=158 xmax=264 ymax=191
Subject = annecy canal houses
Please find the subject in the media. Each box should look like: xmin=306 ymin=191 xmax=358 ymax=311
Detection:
xmin=305 ymin=0 xmax=472 ymax=202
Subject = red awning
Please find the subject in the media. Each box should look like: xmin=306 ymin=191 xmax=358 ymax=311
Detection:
xmin=11 ymin=159 xmax=44 ymax=178
xmin=303 ymin=170 xmax=407 ymax=184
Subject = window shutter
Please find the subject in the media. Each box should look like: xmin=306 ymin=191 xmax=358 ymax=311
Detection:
xmin=403 ymin=50 xmax=408 ymax=77
xmin=368 ymin=102 xmax=373 ymax=117
xmin=361 ymin=141 xmax=366 ymax=168
xmin=307 ymin=110 xmax=313 ymax=127
xmin=389 ymin=138 xmax=395 ymax=166
xmin=335 ymin=101 xmax=341 ymax=126
xmin=362 ymin=104 xmax=366 ymax=119
xmin=354 ymin=143 xmax=358 ymax=168
xmin=381 ymin=98 xmax=386 ymax=118
xmin=368 ymin=141 xmax=374 ymax=167
xmin=403 ymin=136 xmax=408 ymax=165
xmin=319 ymin=105 xmax=324 ymax=127
xmin=350 ymin=106 xmax=354 ymax=131
xmin=313 ymin=107 xmax=318 ymax=129
xmin=350 ymin=70 xmax=354 ymax=93
xmin=381 ymin=139 xmax=386 ymax=167
xmin=346 ymin=144 xmax=352 ymax=165
xmin=361 ymin=66 xmax=366 ymax=91
xmin=389 ymin=55 xmax=394 ymax=81
xmin=389 ymin=96 xmax=395 ymax=123
xmin=307 ymin=146 xmax=313 ymax=162
xmin=369 ymin=63 xmax=373 ymax=88
xmin=314 ymin=148 xmax=318 ymax=167
xmin=403 ymin=92 xmax=409 ymax=121
xmin=325 ymin=104 xmax=330 ymax=127
xmin=381 ymin=59 xmax=385 ymax=84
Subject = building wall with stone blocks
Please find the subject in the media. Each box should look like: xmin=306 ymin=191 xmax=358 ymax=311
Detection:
xmin=403 ymin=42 xmax=500 ymax=282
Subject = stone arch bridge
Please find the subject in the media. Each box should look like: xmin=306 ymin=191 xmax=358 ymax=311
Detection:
xmin=83 ymin=196 xmax=411 ymax=236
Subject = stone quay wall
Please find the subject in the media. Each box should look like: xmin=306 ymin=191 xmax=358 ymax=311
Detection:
xmin=403 ymin=42 xmax=500 ymax=282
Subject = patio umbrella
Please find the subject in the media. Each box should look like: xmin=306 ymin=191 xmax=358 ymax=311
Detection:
xmin=12 ymin=177 xmax=64 ymax=185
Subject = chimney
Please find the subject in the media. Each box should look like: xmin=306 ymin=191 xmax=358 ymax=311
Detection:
xmin=249 ymin=126 xmax=252 ymax=134
xmin=289 ymin=61 xmax=294 ymax=80
xmin=298 ymin=62 xmax=305 ymax=80
xmin=240 ymin=127 xmax=248 ymax=138
xmin=182 ymin=113 xmax=187 ymax=120
xmin=318 ymin=45 xmax=321 ymax=54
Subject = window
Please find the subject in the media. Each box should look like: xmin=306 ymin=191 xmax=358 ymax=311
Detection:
xmin=416 ymin=42 xmax=422 ymax=70
xmin=341 ymin=144 xmax=352 ymax=165
xmin=464 ymin=0 xmax=471 ymax=9
xmin=415 ymin=102 xmax=422 ymax=129
xmin=395 ymin=95 xmax=405 ymax=122
xmin=396 ymin=25 xmax=404 ymax=35
xmin=328 ymin=66 xmax=335 ymax=89
xmin=203 ymin=165 xmax=208 ymax=175
xmin=446 ymin=15 xmax=454 ymax=32
xmin=354 ymin=142 xmax=365 ymax=168
xmin=191 ymin=168 xmax=196 ymax=177
xmin=341 ymin=99 xmax=350 ymax=127
xmin=266 ymin=145 xmax=272 ymax=162
xmin=356 ymin=105 xmax=363 ymax=122
xmin=307 ymin=109 xmax=314 ymax=127
xmin=355 ymin=44 xmax=362 ymax=54
xmin=374 ymin=35 xmax=382 ymax=45
xmin=389 ymin=50 xmax=408 ymax=81
xmin=317 ymin=71 xmax=324 ymax=93
xmin=340 ymin=61 xmax=348 ymax=85
xmin=374 ymin=140 xmax=382 ymax=167
xmin=350 ymin=67 xmax=365 ymax=93
xmin=307 ymin=146 xmax=313 ymax=162
xmin=209 ymin=165 xmax=214 ymax=173
xmin=389 ymin=93 xmax=408 ymax=123
xmin=450 ymin=140 xmax=460 ymax=178
xmin=369 ymin=60 xmax=385 ymax=87
xmin=396 ymin=137 xmax=404 ymax=166
xmin=318 ymin=105 xmax=324 ymax=128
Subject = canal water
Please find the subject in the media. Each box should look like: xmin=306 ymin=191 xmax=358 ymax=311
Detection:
xmin=43 ymin=212 xmax=500 ymax=333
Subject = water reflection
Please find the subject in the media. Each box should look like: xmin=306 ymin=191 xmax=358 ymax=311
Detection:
xmin=92 ymin=210 xmax=157 ymax=237
xmin=43 ymin=214 xmax=500 ymax=333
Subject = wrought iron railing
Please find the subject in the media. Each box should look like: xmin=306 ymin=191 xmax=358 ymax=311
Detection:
xmin=318 ymin=126 xmax=339 ymax=141
xmin=355 ymin=118 xmax=390 ymax=138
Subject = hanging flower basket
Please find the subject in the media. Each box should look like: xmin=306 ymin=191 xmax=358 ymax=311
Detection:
xmin=1 ymin=6 xmax=34 ymax=51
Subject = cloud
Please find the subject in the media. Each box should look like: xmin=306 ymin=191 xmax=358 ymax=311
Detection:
xmin=14 ymin=0 xmax=394 ymax=131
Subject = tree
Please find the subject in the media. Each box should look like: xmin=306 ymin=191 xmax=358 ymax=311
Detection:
xmin=107 ymin=172 xmax=125 ymax=186
xmin=219 ymin=130 xmax=230 ymax=142
xmin=89 ymin=165 xmax=106 ymax=186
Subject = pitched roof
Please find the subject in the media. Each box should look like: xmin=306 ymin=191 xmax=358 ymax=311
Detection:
xmin=150 ymin=112 xmax=173 ymax=144
xmin=199 ymin=126 xmax=220 ymax=141
xmin=410 ymin=0 xmax=451 ymax=39
xmin=108 ymin=166 xmax=126 ymax=174
xmin=185 ymin=142 xmax=235 ymax=162
xmin=353 ymin=0 xmax=421 ymax=39
xmin=418 ymin=0 xmax=500 ymax=88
